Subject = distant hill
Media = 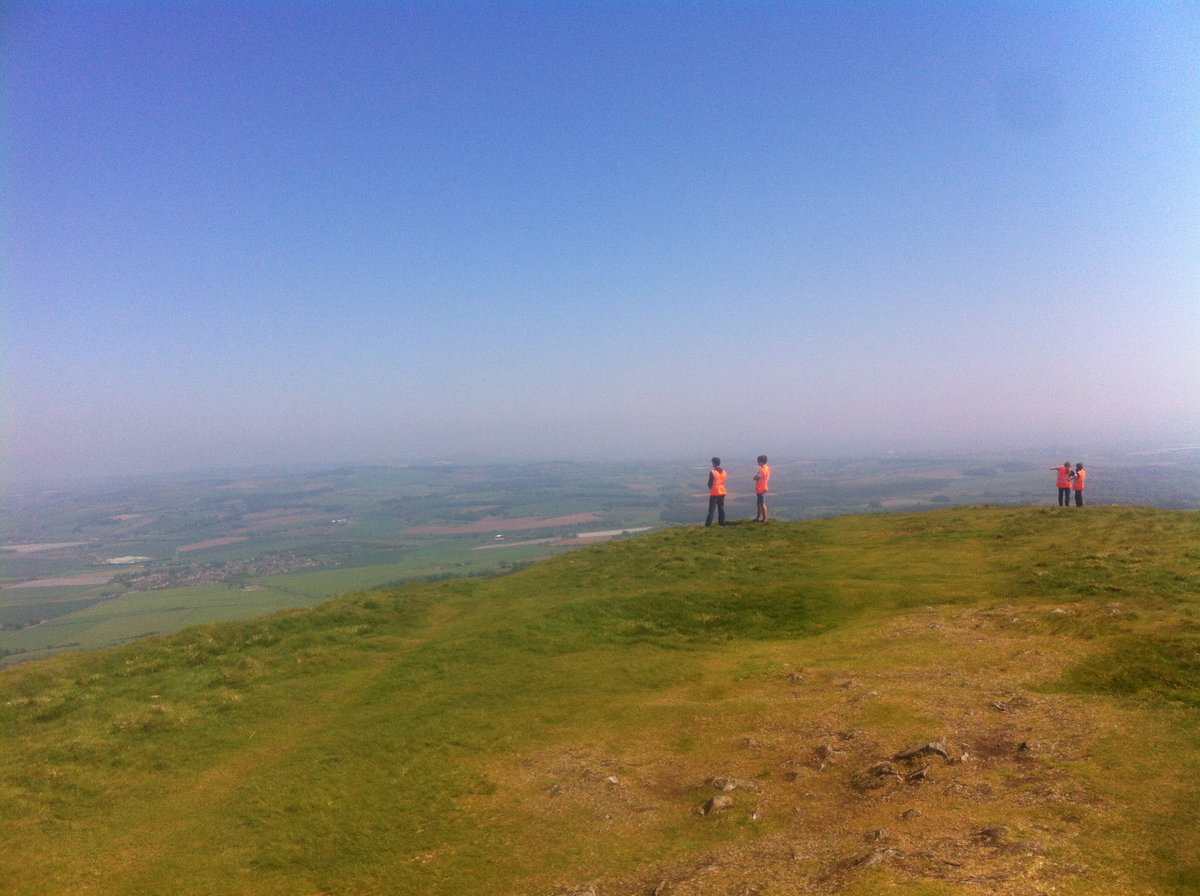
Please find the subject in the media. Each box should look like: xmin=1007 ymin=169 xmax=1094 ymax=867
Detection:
xmin=2 ymin=506 xmax=1198 ymax=895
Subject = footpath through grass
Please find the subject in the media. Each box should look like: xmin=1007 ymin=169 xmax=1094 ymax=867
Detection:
xmin=1 ymin=507 xmax=1197 ymax=895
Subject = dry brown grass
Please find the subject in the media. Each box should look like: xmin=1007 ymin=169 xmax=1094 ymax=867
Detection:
xmin=476 ymin=599 xmax=1184 ymax=896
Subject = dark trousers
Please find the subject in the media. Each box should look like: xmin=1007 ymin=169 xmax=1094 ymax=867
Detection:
xmin=1058 ymin=488 xmax=1071 ymax=506
xmin=1074 ymin=490 xmax=1083 ymax=507
xmin=705 ymin=495 xmax=726 ymax=527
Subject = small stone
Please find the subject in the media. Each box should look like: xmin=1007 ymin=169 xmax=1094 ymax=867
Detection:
xmin=703 ymin=795 xmax=735 ymax=815
xmin=892 ymin=741 xmax=950 ymax=762
xmin=906 ymin=766 xmax=930 ymax=784
xmin=853 ymin=762 xmax=902 ymax=791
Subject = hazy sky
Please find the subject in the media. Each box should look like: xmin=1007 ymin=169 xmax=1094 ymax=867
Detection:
xmin=4 ymin=2 xmax=1198 ymax=484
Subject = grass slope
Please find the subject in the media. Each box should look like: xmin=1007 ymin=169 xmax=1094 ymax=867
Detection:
xmin=2 ymin=507 xmax=1198 ymax=895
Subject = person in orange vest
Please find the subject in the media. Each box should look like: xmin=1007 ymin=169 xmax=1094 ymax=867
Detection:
xmin=1072 ymin=462 xmax=1086 ymax=506
xmin=753 ymin=455 xmax=771 ymax=522
xmin=1053 ymin=461 xmax=1073 ymax=506
xmin=705 ymin=456 xmax=727 ymax=527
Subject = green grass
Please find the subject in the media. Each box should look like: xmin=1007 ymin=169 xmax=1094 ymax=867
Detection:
xmin=1 ymin=506 xmax=1198 ymax=895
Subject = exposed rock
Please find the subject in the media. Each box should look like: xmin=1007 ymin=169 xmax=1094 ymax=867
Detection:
xmin=853 ymin=762 xmax=903 ymax=791
xmin=900 ymin=808 xmax=922 ymax=820
xmin=892 ymin=740 xmax=950 ymax=762
xmin=703 ymin=794 xmax=735 ymax=815
xmin=905 ymin=765 xmax=930 ymax=784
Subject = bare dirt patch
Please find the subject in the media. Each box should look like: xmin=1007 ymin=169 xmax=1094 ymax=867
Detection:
xmin=1 ymin=542 xmax=90 ymax=554
xmin=177 ymin=536 xmax=251 ymax=553
xmin=3 ymin=575 xmax=114 ymax=589
xmin=492 ymin=605 xmax=1138 ymax=896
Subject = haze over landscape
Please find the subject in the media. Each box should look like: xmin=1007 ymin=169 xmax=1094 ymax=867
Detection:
xmin=4 ymin=2 xmax=1198 ymax=485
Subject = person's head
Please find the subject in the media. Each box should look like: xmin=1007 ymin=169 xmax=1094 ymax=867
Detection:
xmin=1063 ymin=462 xmax=1071 ymax=469
xmin=1076 ymin=463 xmax=1083 ymax=471
xmin=711 ymin=457 xmax=721 ymax=468
xmin=757 ymin=455 xmax=768 ymax=465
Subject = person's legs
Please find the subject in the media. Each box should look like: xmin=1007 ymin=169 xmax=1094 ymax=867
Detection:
xmin=1075 ymin=490 xmax=1083 ymax=507
xmin=706 ymin=495 xmax=717 ymax=526
xmin=716 ymin=495 xmax=726 ymax=525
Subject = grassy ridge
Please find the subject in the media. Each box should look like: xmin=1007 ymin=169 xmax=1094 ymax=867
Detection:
xmin=1 ymin=507 xmax=1198 ymax=895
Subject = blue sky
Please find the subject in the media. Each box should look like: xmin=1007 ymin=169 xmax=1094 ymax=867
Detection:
xmin=4 ymin=2 xmax=1198 ymax=484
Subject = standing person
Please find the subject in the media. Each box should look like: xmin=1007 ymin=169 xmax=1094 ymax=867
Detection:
xmin=753 ymin=455 xmax=771 ymax=522
xmin=705 ymin=457 xmax=727 ymax=527
xmin=1073 ymin=463 xmax=1086 ymax=506
xmin=1053 ymin=462 xmax=1073 ymax=506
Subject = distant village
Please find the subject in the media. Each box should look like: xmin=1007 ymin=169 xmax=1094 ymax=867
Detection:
xmin=114 ymin=553 xmax=330 ymax=592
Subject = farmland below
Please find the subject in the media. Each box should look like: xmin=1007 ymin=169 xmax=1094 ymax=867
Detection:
xmin=2 ymin=449 xmax=1198 ymax=666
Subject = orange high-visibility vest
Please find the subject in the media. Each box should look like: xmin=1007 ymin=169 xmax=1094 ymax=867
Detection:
xmin=755 ymin=464 xmax=771 ymax=494
xmin=1073 ymin=469 xmax=1086 ymax=491
xmin=1056 ymin=465 xmax=1072 ymax=488
xmin=710 ymin=469 xmax=727 ymax=496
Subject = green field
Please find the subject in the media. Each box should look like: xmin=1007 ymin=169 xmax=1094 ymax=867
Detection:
xmin=2 ymin=506 xmax=1197 ymax=894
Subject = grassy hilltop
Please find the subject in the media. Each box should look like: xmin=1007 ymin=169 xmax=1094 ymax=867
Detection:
xmin=2 ymin=506 xmax=1198 ymax=895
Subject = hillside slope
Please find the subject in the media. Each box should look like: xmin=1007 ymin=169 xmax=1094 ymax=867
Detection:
xmin=2 ymin=507 xmax=1198 ymax=895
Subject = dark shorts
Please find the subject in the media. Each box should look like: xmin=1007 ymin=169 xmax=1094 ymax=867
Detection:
xmin=756 ymin=492 xmax=767 ymax=506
